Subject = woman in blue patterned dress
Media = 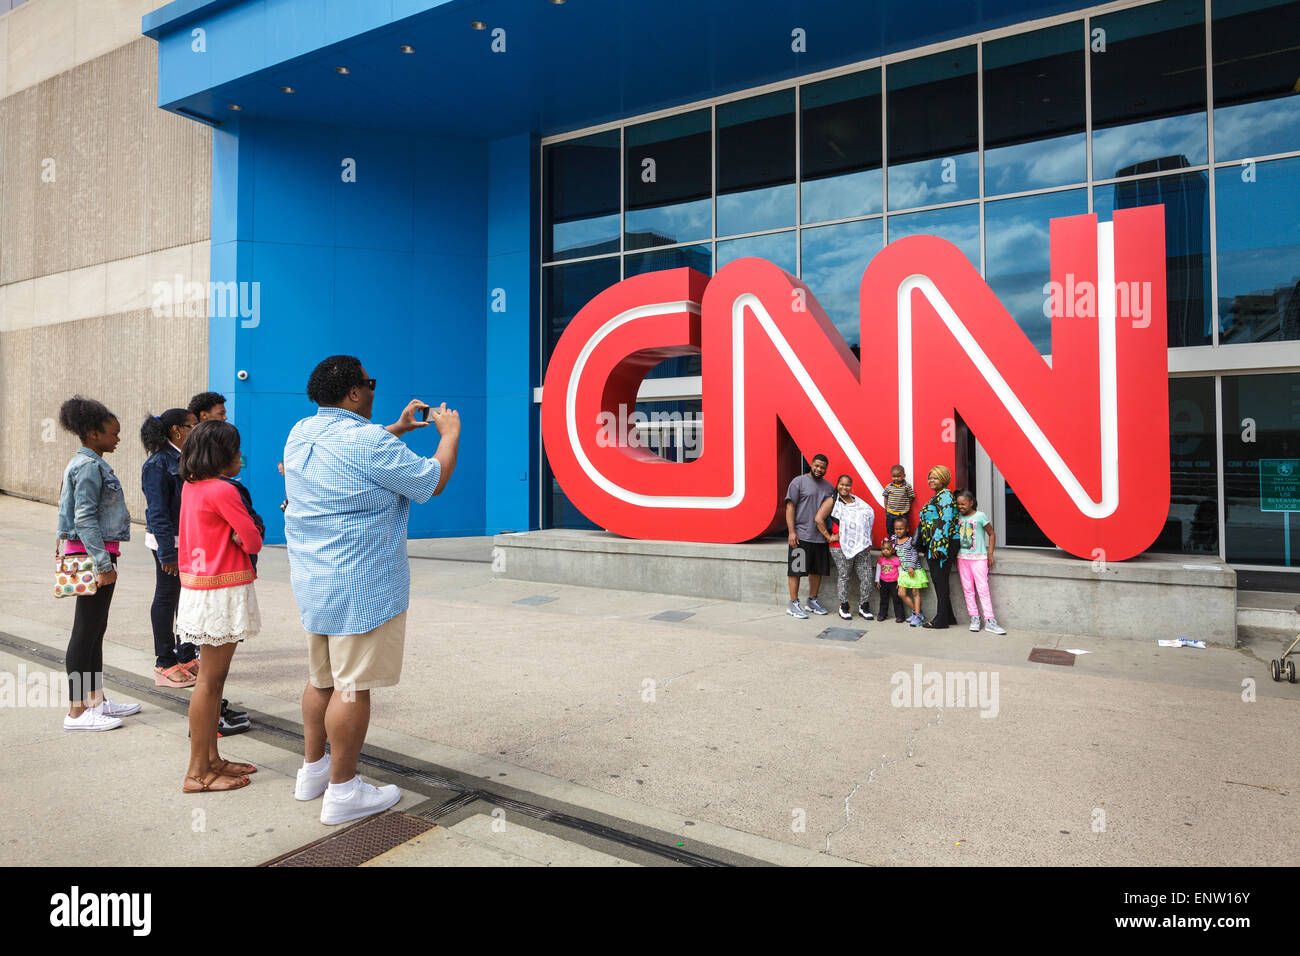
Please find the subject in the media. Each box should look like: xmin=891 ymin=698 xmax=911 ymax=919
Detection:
xmin=917 ymin=465 xmax=961 ymax=629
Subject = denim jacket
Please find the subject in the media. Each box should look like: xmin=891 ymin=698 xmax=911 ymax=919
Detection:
xmin=57 ymin=448 xmax=132 ymax=573
xmin=141 ymin=445 xmax=183 ymax=564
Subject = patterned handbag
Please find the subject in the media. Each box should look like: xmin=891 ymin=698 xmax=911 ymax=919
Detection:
xmin=55 ymin=541 xmax=99 ymax=598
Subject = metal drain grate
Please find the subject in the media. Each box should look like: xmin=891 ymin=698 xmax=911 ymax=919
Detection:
xmin=261 ymin=811 xmax=433 ymax=867
xmin=817 ymin=627 xmax=864 ymax=642
xmin=513 ymin=595 xmax=557 ymax=606
xmin=1028 ymin=648 xmax=1076 ymax=666
xmin=651 ymin=610 xmax=694 ymax=622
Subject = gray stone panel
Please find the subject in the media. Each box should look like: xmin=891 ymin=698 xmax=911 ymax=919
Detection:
xmin=0 ymin=308 xmax=208 ymax=519
xmin=0 ymin=38 xmax=211 ymax=286
xmin=493 ymin=530 xmax=1239 ymax=644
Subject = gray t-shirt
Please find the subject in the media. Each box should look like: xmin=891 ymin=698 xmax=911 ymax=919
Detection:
xmin=786 ymin=473 xmax=835 ymax=542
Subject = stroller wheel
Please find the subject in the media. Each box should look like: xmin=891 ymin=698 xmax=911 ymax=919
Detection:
xmin=1270 ymin=659 xmax=1281 ymax=682
xmin=1287 ymin=659 xmax=1297 ymax=684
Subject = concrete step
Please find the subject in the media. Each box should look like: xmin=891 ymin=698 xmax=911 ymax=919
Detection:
xmin=1236 ymin=590 xmax=1300 ymax=641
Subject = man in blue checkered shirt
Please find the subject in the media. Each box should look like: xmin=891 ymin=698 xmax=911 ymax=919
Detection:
xmin=283 ymin=355 xmax=459 ymax=825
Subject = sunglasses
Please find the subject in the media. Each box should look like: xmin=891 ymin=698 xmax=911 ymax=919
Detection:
xmin=358 ymin=378 xmax=377 ymax=391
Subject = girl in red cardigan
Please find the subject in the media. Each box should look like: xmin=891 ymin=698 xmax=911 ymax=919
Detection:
xmin=176 ymin=421 xmax=263 ymax=793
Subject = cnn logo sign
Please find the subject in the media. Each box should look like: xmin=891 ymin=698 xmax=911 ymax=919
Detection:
xmin=541 ymin=210 xmax=1169 ymax=561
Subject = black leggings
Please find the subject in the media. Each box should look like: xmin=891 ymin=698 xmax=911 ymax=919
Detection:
xmin=927 ymin=552 xmax=958 ymax=627
xmin=66 ymin=555 xmax=116 ymax=701
xmin=877 ymin=580 xmax=903 ymax=619
xmin=151 ymin=550 xmax=197 ymax=667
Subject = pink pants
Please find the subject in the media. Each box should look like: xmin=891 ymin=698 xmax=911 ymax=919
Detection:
xmin=957 ymin=556 xmax=995 ymax=620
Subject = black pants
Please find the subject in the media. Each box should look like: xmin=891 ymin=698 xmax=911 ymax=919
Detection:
xmin=877 ymin=580 xmax=903 ymax=620
xmin=927 ymin=552 xmax=958 ymax=627
xmin=151 ymin=550 xmax=197 ymax=668
xmin=67 ymin=555 xmax=115 ymax=701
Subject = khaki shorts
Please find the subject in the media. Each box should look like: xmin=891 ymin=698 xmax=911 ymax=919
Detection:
xmin=307 ymin=612 xmax=407 ymax=692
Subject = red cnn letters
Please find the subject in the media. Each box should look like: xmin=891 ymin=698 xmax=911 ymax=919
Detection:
xmin=541 ymin=209 xmax=1170 ymax=561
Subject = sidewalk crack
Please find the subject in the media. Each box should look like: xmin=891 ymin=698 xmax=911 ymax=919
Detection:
xmin=824 ymin=710 xmax=944 ymax=853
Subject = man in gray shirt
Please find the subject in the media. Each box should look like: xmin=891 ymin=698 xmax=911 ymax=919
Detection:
xmin=785 ymin=453 xmax=835 ymax=618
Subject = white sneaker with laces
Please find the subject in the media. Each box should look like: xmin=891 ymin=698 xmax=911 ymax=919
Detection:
xmin=969 ymin=617 xmax=982 ymax=632
xmin=320 ymin=777 xmax=401 ymax=825
xmin=295 ymin=755 xmax=332 ymax=801
xmin=984 ymin=619 xmax=1008 ymax=635
xmin=96 ymin=697 xmax=141 ymax=718
xmin=63 ymin=709 xmax=122 ymax=732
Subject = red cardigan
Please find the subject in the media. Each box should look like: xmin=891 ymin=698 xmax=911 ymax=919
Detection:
xmin=178 ymin=479 xmax=263 ymax=589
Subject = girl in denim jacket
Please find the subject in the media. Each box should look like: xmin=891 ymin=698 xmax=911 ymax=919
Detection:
xmin=56 ymin=396 xmax=139 ymax=732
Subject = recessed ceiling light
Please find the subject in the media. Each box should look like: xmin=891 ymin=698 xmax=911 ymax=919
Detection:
xmin=470 ymin=20 xmax=487 ymax=29
xmin=399 ymin=44 xmax=415 ymax=53
xmin=550 ymin=0 xmax=566 ymax=5
xmin=280 ymin=86 xmax=295 ymax=93
xmin=335 ymin=66 xmax=351 ymax=74
xmin=227 ymin=103 xmax=242 ymax=110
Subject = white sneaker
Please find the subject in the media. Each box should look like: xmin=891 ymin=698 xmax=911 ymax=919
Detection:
xmin=96 ymin=697 xmax=141 ymax=718
xmin=63 ymin=709 xmax=122 ymax=732
xmin=319 ymin=777 xmax=401 ymax=825
xmin=969 ymin=617 xmax=982 ymax=632
xmin=295 ymin=755 xmax=331 ymax=801
xmin=984 ymin=619 xmax=1008 ymax=635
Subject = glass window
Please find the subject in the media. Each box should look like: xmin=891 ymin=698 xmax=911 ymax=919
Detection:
xmin=1003 ymin=481 xmax=1053 ymax=547
xmin=625 ymin=110 xmax=712 ymax=250
xmin=543 ymin=130 xmax=620 ymax=262
xmin=800 ymin=70 xmax=883 ymax=223
xmin=1094 ymin=171 xmax=1212 ymax=348
xmin=1090 ymin=0 xmax=1208 ymax=180
xmin=887 ymin=204 xmax=980 ymax=271
xmin=799 ymin=219 xmax=885 ymax=349
xmin=984 ymin=189 xmax=1088 ymax=354
xmin=886 ymin=46 xmax=979 ymax=209
xmin=1215 ymin=156 xmax=1300 ymax=344
xmin=716 ymin=230 xmax=797 ymax=274
xmin=1212 ymin=0 xmax=1300 ymax=160
xmin=717 ymin=91 xmax=796 ymax=237
xmin=983 ymin=24 xmax=1087 ymax=196
xmin=624 ymin=244 xmax=710 ymax=379
xmin=1222 ymin=372 xmax=1300 ymax=566
xmin=1152 ymin=377 xmax=1220 ymax=554
xmin=633 ymin=399 xmax=704 ymax=462
xmin=542 ymin=257 xmax=620 ymax=377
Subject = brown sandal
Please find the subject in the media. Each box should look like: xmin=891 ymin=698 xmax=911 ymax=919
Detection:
xmin=212 ymin=758 xmax=257 ymax=775
xmin=182 ymin=771 xmax=250 ymax=793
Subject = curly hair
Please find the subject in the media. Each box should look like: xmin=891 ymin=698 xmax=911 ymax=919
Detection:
xmin=180 ymin=420 xmax=241 ymax=482
xmin=58 ymin=396 xmax=117 ymax=440
xmin=140 ymin=408 xmax=192 ymax=455
xmin=187 ymin=391 xmax=227 ymax=417
xmin=306 ymin=355 xmax=366 ymax=406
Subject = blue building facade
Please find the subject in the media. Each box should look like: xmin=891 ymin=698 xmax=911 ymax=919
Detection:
xmin=143 ymin=0 xmax=1300 ymax=577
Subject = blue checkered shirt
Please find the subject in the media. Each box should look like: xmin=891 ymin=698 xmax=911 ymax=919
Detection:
xmin=283 ymin=407 xmax=441 ymax=636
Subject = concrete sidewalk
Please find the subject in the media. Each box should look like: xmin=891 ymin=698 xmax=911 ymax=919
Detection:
xmin=1 ymin=494 xmax=1297 ymax=866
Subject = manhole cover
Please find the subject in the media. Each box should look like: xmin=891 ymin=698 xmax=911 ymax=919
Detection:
xmin=1028 ymin=648 xmax=1076 ymax=666
xmin=817 ymin=627 xmax=864 ymax=642
xmin=651 ymin=610 xmax=694 ymax=622
xmin=261 ymin=811 xmax=432 ymax=867
xmin=513 ymin=595 xmax=557 ymax=606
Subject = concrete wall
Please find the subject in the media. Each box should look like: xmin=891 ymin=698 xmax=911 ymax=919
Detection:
xmin=0 ymin=0 xmax=211 ymax=520
xmin=493 ymin=530 xmax=1240 ymax=644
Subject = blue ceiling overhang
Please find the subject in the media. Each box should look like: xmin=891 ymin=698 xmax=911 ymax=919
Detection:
xmin=144 ymin=0 xmax=1099 ymax=139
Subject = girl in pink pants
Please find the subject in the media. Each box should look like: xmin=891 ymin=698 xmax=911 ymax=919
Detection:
xmin=954 ymin=491 xmax=1007 ymax=635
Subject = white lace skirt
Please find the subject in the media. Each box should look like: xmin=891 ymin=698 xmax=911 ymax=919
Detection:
xmin=176 ymin=583 xmax=261 ymax=646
